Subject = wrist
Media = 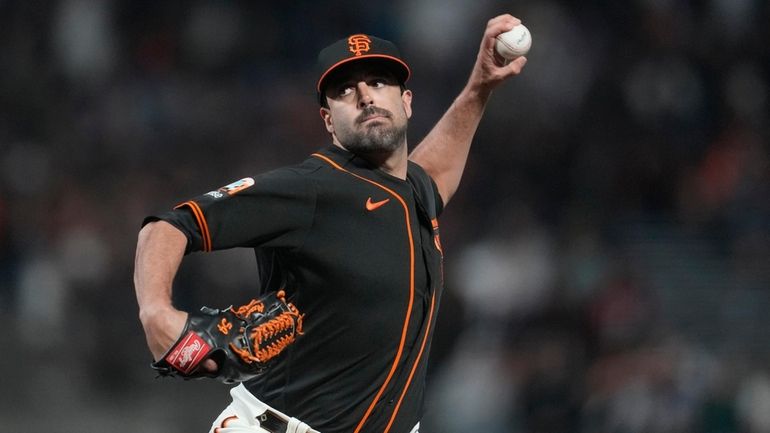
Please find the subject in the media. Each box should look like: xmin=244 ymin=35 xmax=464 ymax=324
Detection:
xmin=138 ymin=303 xmax=177 ymax=326
xmin=456 ymin=84 xmax=492 ymax=112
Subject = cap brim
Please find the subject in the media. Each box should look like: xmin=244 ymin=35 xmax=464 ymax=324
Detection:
xmin=316 ymin=54 xmax=411 ymax=94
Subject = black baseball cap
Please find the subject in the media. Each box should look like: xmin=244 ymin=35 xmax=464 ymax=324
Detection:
xmin=316 ymin=34 xmax=411 ymax=105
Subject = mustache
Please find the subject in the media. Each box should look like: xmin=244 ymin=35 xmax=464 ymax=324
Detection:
xmin=356 ymin=106 xmax=392 ymax=124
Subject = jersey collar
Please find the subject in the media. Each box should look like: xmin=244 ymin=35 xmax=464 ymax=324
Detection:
xmin=315 ymin=144 xmax=411 ymax=185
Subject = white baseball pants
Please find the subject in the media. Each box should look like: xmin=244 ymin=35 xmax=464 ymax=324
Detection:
xmin=209 ymin=384 xmax=319 ymax=433
xmin=209 ymin=383 xmax=420 ymax=433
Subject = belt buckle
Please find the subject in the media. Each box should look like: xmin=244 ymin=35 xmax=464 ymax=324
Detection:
xmin=258 ymin=409 xmax=289 ymax=433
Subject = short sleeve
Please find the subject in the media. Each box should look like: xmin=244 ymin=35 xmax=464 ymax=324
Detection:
xmin=145 ymin=167 xmax=316 ymax=253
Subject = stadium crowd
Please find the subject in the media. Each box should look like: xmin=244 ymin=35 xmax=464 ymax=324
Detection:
xmin=0 ymin=1 xmax=767 ymax=432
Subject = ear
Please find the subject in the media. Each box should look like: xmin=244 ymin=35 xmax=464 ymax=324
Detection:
xmin=319 ymin=107 xmax=334 ymax=134
xmin=401 ymin=89 xmax=413 ymax=119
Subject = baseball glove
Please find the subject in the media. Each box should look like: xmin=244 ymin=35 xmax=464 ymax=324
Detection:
xmin=151 ymin=290 xmax=304 ymax=384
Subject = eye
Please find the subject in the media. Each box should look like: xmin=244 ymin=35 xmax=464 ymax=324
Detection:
xmin=338 ymin=85 xmax=355 ymax=97
xmin=370 ymin=79 xmax=386 ymax=88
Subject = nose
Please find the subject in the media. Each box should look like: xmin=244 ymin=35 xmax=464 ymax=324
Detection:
xmin=356 ymin=81 xmax=374 ymax=109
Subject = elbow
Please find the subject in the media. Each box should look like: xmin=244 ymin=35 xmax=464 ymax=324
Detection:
xmin=136 ymin=221 xmax=160 ymax=251
xmin=136 ymin=220 xmax=188 ymax=254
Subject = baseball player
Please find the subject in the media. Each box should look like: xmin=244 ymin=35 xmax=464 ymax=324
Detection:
xmin=134 ymin=14 xmax=527 ymax=433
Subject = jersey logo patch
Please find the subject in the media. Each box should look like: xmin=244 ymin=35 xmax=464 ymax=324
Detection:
xmin=205 ymin=177 xmax=255 ymax=199
xmin=366 ymin=197 xmax=390 ymax=211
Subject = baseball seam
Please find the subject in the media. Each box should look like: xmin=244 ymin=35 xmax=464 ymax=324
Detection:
xmin=496 ymin=31 xmax=528 ymax=58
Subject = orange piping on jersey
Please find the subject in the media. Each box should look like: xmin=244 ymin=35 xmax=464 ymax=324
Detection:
xmin=312 ymin=152 xmax=415 ymax=433
xmin=384 ymin=291 xmax=437 ymax=433
xmin=431 ymin=218 xmax=443 ymax=255
xmin=175 ymin=200 xmax=212 ymax=252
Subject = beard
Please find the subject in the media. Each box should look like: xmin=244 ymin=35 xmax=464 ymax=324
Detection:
xmin=336 ymin=106 xmax=408 ymax=155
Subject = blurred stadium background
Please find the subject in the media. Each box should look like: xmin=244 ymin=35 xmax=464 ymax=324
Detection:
xmin=0 ymin=1 xmax=768 ymax=432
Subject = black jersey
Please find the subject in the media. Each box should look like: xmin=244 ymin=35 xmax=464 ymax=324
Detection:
xmin=147 ymin=145 xmax=445 ymax=433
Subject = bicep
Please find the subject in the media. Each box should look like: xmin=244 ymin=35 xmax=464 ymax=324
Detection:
xmin=134 ymin=221 xmax=188 ymax=309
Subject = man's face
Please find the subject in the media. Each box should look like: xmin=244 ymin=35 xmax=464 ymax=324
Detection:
xmin=320 ymin=63 xmax=413 ymax=155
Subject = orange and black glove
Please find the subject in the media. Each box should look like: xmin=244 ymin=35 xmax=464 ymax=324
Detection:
xmin=151 ymin=291 xmax=304 ymax=384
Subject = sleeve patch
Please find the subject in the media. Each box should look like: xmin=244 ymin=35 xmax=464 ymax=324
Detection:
xmin=205 ymin=177 xmax=255 ymax=199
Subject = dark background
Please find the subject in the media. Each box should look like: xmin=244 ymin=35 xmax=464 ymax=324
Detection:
xmin=1 ymin=1 xmax=768 ymax=432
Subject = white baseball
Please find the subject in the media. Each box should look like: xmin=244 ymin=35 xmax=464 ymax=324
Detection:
xmin=495 ymin=24 xmax=532 ymax=60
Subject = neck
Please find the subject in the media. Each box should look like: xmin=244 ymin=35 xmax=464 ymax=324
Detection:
xmin=333 ymin=141 xmax=409 ymax=179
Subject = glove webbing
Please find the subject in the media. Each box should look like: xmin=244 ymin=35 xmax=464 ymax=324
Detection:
xmin=230 ymin=291 xmax=304 ymax=365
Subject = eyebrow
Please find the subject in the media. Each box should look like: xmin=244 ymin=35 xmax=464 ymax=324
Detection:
xmin=328 ymin=67 xmax=398 ymax=87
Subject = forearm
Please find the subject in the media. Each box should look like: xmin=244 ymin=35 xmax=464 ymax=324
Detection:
xmin=410 ymin=14 xmax=527 ymax=206
xmin=409 ymin=84 xmax=492 ymax=204
xmin=134 ymin=220 xmax=187 ymax=321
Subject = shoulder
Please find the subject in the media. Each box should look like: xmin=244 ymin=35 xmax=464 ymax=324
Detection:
xmin=230 ymin=165 xmax=315 ymax=202
xmin=407 ymin=160 xmax=445 ymax=216
xmin=407 ymin=160 xmax=431 ymax=180
xmin=249 ymin=155 xmax=329 ymax=187
xmin=196 ymin=160 xmax=321 ymax=205
xmin=406 ymin=160 xmax=436 ymax=193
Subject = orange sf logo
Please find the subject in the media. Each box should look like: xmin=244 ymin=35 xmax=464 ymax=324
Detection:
xmin=348 ymin=34 xmax=371 ymax=56
xmin=217 ymin=318 xmax=233 ymax=335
